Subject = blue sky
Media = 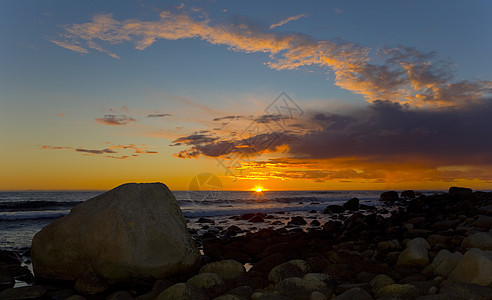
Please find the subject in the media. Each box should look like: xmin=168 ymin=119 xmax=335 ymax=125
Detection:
xmin=1 ymin=0 xmax=492 ymax=190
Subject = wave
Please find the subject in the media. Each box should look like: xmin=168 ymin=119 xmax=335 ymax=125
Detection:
xmin=0 ymin=201 xmax=82 ymax=212
xmin=0 ymin=210 xmax=71 ymax=221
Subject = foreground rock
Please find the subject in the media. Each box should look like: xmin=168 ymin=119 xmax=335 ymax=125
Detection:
xmin=448 ymin=248 xmax=492 ymax=286
xmin=32 ymin=183 xmax=201 ymax=283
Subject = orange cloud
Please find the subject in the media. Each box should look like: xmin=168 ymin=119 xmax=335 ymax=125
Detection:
xmin=51 ymin=11 xmax=491 ymax=106
xmin=269 ymin=14 xmax=307 ymax=29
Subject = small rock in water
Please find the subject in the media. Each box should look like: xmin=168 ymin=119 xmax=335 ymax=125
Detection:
xmin=401 ymin=190 xmax=416 ymax=198
xmin=379 ymin=191 xmax=399 ymax=202
xmin=197 ymin=217 xmax=215 ymax=224
xmin=343 ymin=197 xmax=359 ymax=211
xmin=288 ymin=216 xmax=307 ymax=225
xmin=449 ymin=186 xmax=473 ymax=194
xmin=322 ymin=205 xmax=345 ymax=214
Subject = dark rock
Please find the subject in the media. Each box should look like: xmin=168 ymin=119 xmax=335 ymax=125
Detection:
xmin=288 ymin=216 xmax=307 ymax=226
xmin=343 ymin=197 xmax=359 ymax=211
xmin=306 ymin=257 xmax=331 ymax=273
xmin=310 ymin=220 xmax=321 ymax=226
xmin=249 ymin=215 xmax=265 ymax=223
xmin=250 ymin=253 xmax=288 ymax=275
xmin=0 ymin=250 xmax=21 ymax=266
xmin=380 ymin=191 xmax=399 ymax=202
xmin=74 ymin=272 xmax=109 ymax=295
xmin=0 ymin=274 xmax=14 ymax=291
xmin=234 ymin=275 xmax=269 ymax=291
xmin=46 ymin=288 xmax=75 ymax=300
xmin=323 ymin=264 xmax=355 ymax=281
xmin=197 ymin=217 xmax=215 ymax=224
xmin=107 ymin=290 xmax=134 ymax=300
xmin=202 ymin=231 xmax=217 ymax=240
xmin=449 ymin=187 xmax=473 ymax=194
xmin=309 ymin=210 xmax=317 ymax=213
xmin=240 ymin=213 xmax=255 ymax=220
xmin=322 ymin=205 xmax=345 ymax=214
xmin=228 ymin=285 xmax=254 ymax=298
xmin=401 ymin=190 xmax=416 ymax=198
xmin=322 ymin=220 xmax=341 ymax=233
xmin=0 ymin=285 xmax=46 ymax=300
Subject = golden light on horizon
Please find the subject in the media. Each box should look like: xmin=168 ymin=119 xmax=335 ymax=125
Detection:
xmin=254 ymin=186 xmax=265 ymax=192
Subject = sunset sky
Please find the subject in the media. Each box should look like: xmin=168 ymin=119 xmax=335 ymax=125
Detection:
xmin=1 ymin=0 xmax=492 ymax=191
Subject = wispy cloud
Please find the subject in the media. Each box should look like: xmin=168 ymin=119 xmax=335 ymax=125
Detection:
xmin=95 ymin=114 xmax=136 ymax=125
xmin=146 ymin=113 xmax=172 ymax=118
xmin=75 ymin=148 xmax=116 ymax=154
xmin=269 ymin=14 xmax=307 ymax=29
xmin=41 ymin=143 xmax=158 ymax=159
xmin=51 ymin=11 xmax=491 ymax=106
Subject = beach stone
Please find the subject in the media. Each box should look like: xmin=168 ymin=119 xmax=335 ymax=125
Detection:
xmin=197 ymin=217 xmax=215 ymax=224
xmin=199 ymin=259 xmax=245 ymax=281
xmin=66 ymin=296 xmax=87 ymax=300
xmin=0 ymin=274 xmax=14 ymax=290
xmin=397 ymin=238 xmax=430 ymax=267
xmin=228 ymin=285 xmax=254 ymax=298
xmin=479 ymin=204 xmax=492 ymax=216
xmin=157 ymin=283 xmax=207 ymax=300
xmin=461 ymin=232 xmax=492 ymax=250
xmin=379 ymin=191 xmax=399 ymax=202
xmin=46 ymin=288 xmax=75 ymax=299
xmin=0 ymin=250 xmax=21 ymax=266
xmin=32 ymin=183 xmax=201 ymax=283
xmin=303 ymin=273 xmax=333 ymax=285
xmin=276 ymin=277 xmax=330 ymax=299
xmin=343 ymin=198 xmax=359 ymax=211
xmin=322 ymin=205 xmax=345 ymax=214
xmin=136 ymin=279 xmax=174 ymax=300
xmin=427 ymin=234 xmax=448 ymax=246
xmin=449 ymin=187 xmax=472 ymax=194
xmin=213 ymin=294 xmax=243 ymax=300
xmin=369 ymin=274 xmax=395 ymax=292
xmin=448 ymin=248 xmax=492 ymax=286
xmin=250 ymin=292 xmax=292 ymax=300
xmin=309 ymin=291 xmax=329 ymax=300
xmin=289 ymin=216 xmax=307 ymax=226
xmin=332 ymin=287 xmax=372 ymax=300
xmin=423 ymin=249 xmax=462 ymax=278
xmin=0 ymin=285 xmax=46 ymax=300
xmin=401 ymin=190 xmax=416 ymax=198
xmin=471 ymin=215 xmax=492 ymax=228
xmin=187 ymin=272 xmax=227 ymax=297
xmin=438 ymin=282 xmax=492 ymax=300
xmin=249 ymin=215 xmax=265 ymax=223
xmin=107 ymin=290 xmax=134 ymax=300
xmin=310 ymin=220 xmax=321 ymax=226
xmin=268 ymin=259 xmax=311 ymax=283
xmin=377 ymin=240 xmax=400 ymax=252
xmin=374 ymin=283 xmax=420 ymax=299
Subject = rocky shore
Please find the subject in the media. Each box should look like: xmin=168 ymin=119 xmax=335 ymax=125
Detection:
xmin=1 ymin=185 xmax=492 ymax=299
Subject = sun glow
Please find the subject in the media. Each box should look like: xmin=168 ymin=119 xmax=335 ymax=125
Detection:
xmin=253 ymin=186 xmax=265 ymax=193
xmin=256 ymin=187 xmax=262 ymax=192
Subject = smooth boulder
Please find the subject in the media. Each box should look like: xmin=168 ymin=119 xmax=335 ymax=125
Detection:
xmin=32 ymin=183 xmax=201 ymax=283
xmin=448 ymin=248 xmax=492 ymax=286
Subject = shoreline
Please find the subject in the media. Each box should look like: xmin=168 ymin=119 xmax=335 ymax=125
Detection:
xmin=1 ymin=187 xmax=492 ymax=299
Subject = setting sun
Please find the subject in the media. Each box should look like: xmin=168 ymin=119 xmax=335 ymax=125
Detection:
xmin=254 ymin=186 xmax=263 ymax=192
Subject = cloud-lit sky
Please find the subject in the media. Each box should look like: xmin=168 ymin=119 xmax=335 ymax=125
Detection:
xmin=1 ymin=0 xmax=492 ymax=190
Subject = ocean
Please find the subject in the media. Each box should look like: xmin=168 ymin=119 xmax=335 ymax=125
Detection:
xmin=1 ymin=190 xmax=407 ymax=250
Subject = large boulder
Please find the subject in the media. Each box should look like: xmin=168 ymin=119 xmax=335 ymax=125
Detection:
xmin=396 ymin=238 xmax=430 ymax=267
xmin=32 ymin=183 xmax=201 ymax=283
xmin=448 ymin=248 xmax=492 ymax=286
xmin=423 ymin=249 xmax=462 ymax=278
xmin=462 ymin=232 xmax=492 ymax=250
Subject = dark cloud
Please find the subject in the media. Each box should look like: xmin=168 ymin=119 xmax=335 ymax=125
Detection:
xmin=147 ymin=113 xmax=172 ymax=118
xmin=173 ymin=100 xmax=492 ymax=166
xmin=75 ymin=148 xmax=117 ymax=154
xmin=254 ymin=114 xmax=290 ymax=124
xmin=213 ymin=115 xmax=245 ymax=121
xmin=289 ymin=99 xmax=492 ymax=165
xmin=95 ymin=114 xmax=136 ymax=125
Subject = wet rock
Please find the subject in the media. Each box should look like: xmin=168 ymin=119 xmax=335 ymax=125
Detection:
xmin=268 ymin=259 xmax=311 ymax=283
xmin=288 ymin=216 xmax=307 ymax=226
xmin=249 ymin=215 xmax=265 ymax=223
xmin=250 ymin=292 xmax=292 ymax=300
xmin=322 ymin=220 xmax=341 ymax=233
xmin=187 ymin=272 xmax=227 ymax=298
xmin=310 ymin=220 xmax=321 ymax=226
xmin=461 ymin=232 xmax=492 ymax=250
xmin=374 ymin=283 xmax=420 ymax=299
xmin=401 ymin=190 xmax=416 ymax=199
xmin=397 ymin=237 xmax=430 ymax=268
xmin=322 ymin=205 xmax=345 ymax=214
xmin=107 ymin=291 xmax=134 ymax=300
xmin=199 ymin=259 xmax=246 ymax=282
xmin=0 ymin=285 xmax=46 ymax=300
xmin=332 ymin=287 xmax=372 ymax=300
xmin=379 ymin=191 xmax=399 ymax=202
xmin=438 ymin=282 xmax=492 ymax=300
xmin=423 ymin=249 xmax=462 ymax=278
xmin=369 ymin=274 xmax=395 ymax=292
xmin=0 ymin=250 xmax=21 ymax=266
xmin=157 ymin=283 xmax=207 ymax=300
xmin=225 ymin=225 xmax=243 ymax=236
xmin=197 ymin=217 xmax=215 ymax=224
xmin=448 ymin=248 xmax=492 ymax=286
xmin=343 ymin=198 xmax=359 ymax=211
xmin=449 ymin=187 xmax=473 ymax=194
xmin=276 ymin=277 xmax=330 ymax=300
xmin=471 ymin=215 xmax=492 ymax=228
